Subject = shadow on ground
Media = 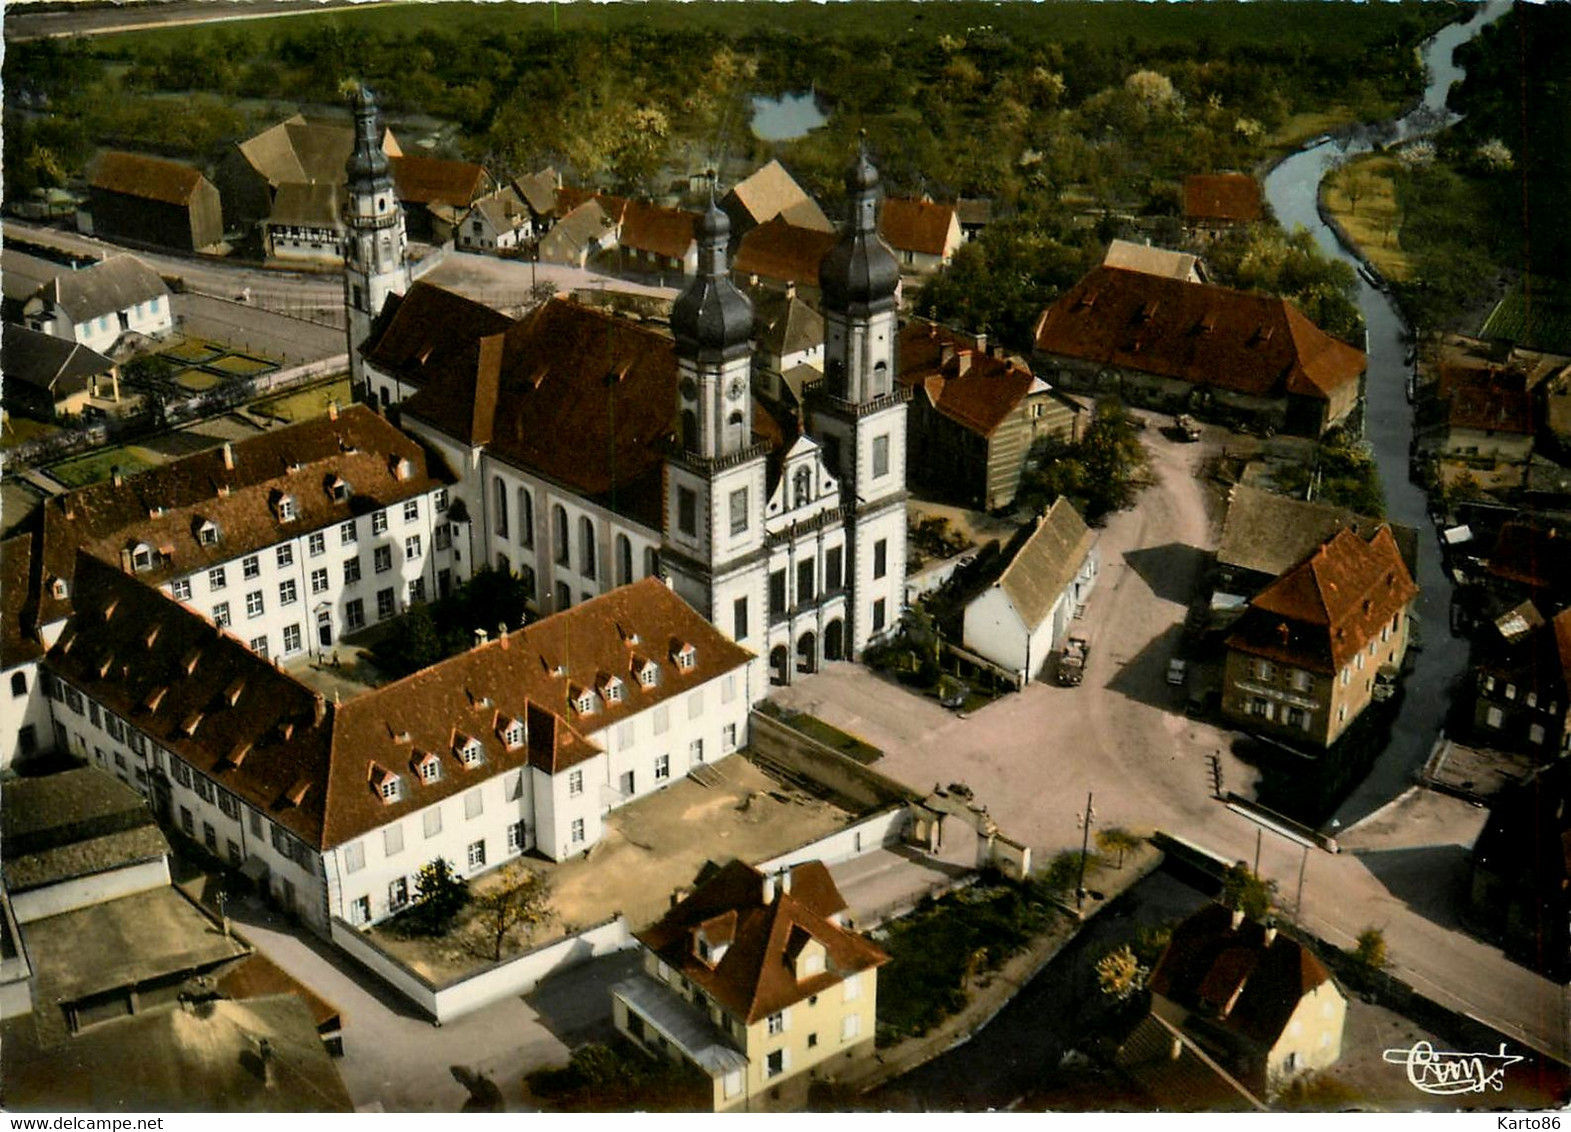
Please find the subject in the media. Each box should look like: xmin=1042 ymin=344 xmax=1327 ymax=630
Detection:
xmin=1104 ymin=621 xmax=1191 ymax=714
xmin=1351 ymin=844 xmax=1473 ymax=932
xmin=1122 ymin=543 xmax=1212 ymax=606
xmin=524 ymin=950 xmax=642 ymax=1050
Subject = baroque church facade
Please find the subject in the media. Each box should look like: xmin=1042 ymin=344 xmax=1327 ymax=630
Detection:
xmin=346 ymin=89 xmax=908 ymax=682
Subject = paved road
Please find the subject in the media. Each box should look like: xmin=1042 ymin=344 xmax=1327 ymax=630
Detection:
xmin=5 ymin=0 xmax=369 ymax=42
xmin=773 ymin=425 xmax=1570 ymax=1062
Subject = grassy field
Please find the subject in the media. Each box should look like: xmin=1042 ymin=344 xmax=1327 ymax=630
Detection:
xmin=1480 ymin=276 xmax=1571 ymax=354
xmin=92 ymin=0 xmax=1461 ymax=56
xmin=0 ymin=415 xmax=61 ymax=450
xmin=1265 ymin=107 xmax=1356 ymax=151
xmin=47 ymin=445 xmax=159 ymax=488
xmin=162 ymin=339 xmax=225 ymax=365
xmin=176 ymin=370 xmax=223 ymax=392
xmin=207 ymin=354 xmax=277 ymax=378
xmin=1323 ymin=155 xmax=1412 ymax=282
xmin=249 ymin=376 xmax=352 ymax=423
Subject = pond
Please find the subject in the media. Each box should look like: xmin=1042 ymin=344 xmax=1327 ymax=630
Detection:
xmin=750 ymin=90 xmax=827 ymax=142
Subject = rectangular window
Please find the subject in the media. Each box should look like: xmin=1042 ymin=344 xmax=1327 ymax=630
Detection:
xmin=872 ymin=434 xmax=890 ymax=479
xmin=372 ymin=510 xmax=389 ymax=535
xmin=384 ymin=824 xmax=404 ymax=856
xmin=841 ymin=1013 xmax=861 ymax=1042
xmin=570 ymin=818 xmax=585 ymax=844
xmin=688 ymin=689 xmax=704 ymax=720
xmin=467 ymin=840 xmax=486 ymax=870
xmin=341 ymin=520 xmax=357 ymax=545
xmin=826 ymin=546 xmax=843 ymax=592
xmin=377 ymin=588 xmax=396 ymax=620
xmin=569 ymin=770 xmax=584 ymax=797
xmin=424 ymin=807 xmax=443 ymax=838
xmin=653 ymin=705 xmax=669 ymax=735
xmin=507 ymin=820 xmax=526 ymax=853
xmin=279 ymin=579 xmax=298 ymax=606
xmin=180 ymin=806 xmax=194 ymax=835
xmin=311 ymin=568 xmax=329 ymax=594
xmin=374 ymin=546 xmax=393 ymax=573
xmin=435 ymin=525 xmax=451 ymax=551
xmin=194 ymin=775 xmax=215 ymax=802
xmin=404 ymin=499 xmax=420 ymax=523
xmin=1291 ymin=669 xmax=1314 ymax=693
xmin=843 ymin=972 xmax=862 ymax=1001
xmin=677 ymin=487 xmax=697 ymax=537
xmin=408 ymin=578 xmax=426 ymax=604
xmin=282 ymin=624 xmax=302 ymax=654
xmin=209 ymin=566 xmax=227 ymax=591
xmin=251 ymin=635 xmax=270 ymax=658
xmin=213 ymin=601 xmax=231 ymax=628
xmin=797 ymin=559 xmax=815 ymax=604
xmin=344 ymin=841 xmax=366 ymax=873
xmin=344 ymin=556 xmax=362 ymax=584
xmin=729 ymin=488 xmax=749 ymax=535
xmin=733 ymin=597 xmax=748 ymax=641
xmin=872 ymin=598 xmax=886 ymax=632
xmin=873 ymin=539 xmax=888 ymax=580
xmin=171 ymin=578 xmax=192 ymax=601
xmin=245 ymin=590 xmax=264 ymax=618
xmin=655 ymin=754 xmax=670 ymax=781
xmin=345 ymin=598 xmax=365 ymax=630
xmin=405 ymin=535 xmax=422 ymax=561
xmin=767 ymin=1011 xmax=786 ymax=1036
xmin=465 ymin=790 xmax=484 ymax=819
xmin=218 ymin=790 xmax=240 ymax=820
xmin=722 ymin=674 xmax=737 ymax=704
xmin=723 ymin=723 xmax=738 ymax=752
xmin=352 ymin=896 xmax=370 ymax=925
xmin=689 ymin=738 xmax=704 ymax=764
xmin=389 ymin=876 xmax=409 ymax=910
xmin=243 ymin=555 xmax=260 ymax=580
xmin=308 ymin=531 xmax=326 ymax=557
xmin=769 ymin=570 xmax=787 ymax=619
xmin=276 ymin=545 xmax=293 ymax=569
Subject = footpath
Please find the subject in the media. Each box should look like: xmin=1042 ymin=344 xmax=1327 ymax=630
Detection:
xmin=843 ymin=843 xmax=1165 ymax=1097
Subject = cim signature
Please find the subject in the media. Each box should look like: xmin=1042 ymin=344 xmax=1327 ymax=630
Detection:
xmin=1382 ymin=1041 xmax=1524 ymax=1095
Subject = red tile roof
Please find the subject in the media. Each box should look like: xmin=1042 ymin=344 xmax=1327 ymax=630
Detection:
xmin=361 ymin=280 xmax=513 ymax=393
xmin=637 ymin=859 xmax=886 ymax=1022
xmin=48 ymin=564 xmax=751 ymax=852
xmin=1 ymin=533 xmax=43 ymax=670
xmin=91 ymin=151 xmax=208 ymax=207
xmin=1487 ymin=522 xmax=1571 ymax=594
xmin=619 ymin=200 xmax=698 ymax=261
xmin=1149 ymin=904 xmax=1334 ymax=1052
xmin=1438 ymin=370 xmax=1535 ymax=435
xmin=33 ymin=406 xmax=454 ymax=630
xmin=899 ymin=320 xmax=1044 ymax=438
xmin=733 ymin=217 xmax=839 ymax=290
xmin=879 ymin=198 xmax=958 ymax=257
xmin=389 ymin=155 xmax=488 ymax=208
xmin=1032 ymin=266 xmax=1364 ymax=403
xmin=1183 ymin=174 xmax=1263 ymax=224
xmin=1226 ymin=526 xmax=1418 ymax=675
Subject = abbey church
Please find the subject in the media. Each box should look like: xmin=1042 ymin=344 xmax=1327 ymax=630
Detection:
xmin=347 ymin=88 xmax=910 ymax=683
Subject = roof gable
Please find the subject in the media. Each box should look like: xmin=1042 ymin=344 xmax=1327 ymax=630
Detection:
xmin=991 ymin=498 xmax=1096 ymax=629
xmin=734 ymin=217 xmax=838 ymax=288
xmin=879 ymin=197 xmax=959 ymax=256
xmin=36 ymin=255 xmax=168 ymax=324
xmin=723 ymin=160 xmax=832 ymax=232
xmin=90 ymin=151 xmax=206 ymax=207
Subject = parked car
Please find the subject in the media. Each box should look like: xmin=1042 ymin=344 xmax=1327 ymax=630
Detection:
xmin=938 ymin=678 xmax=970 ymax=710
xmin=1174 ymin=414 xmax=1202 ymax=442
xmin=1167 ymin=658 xmax=1188 ymax=686
xmin=1058 ymin=636 xmax=1090 ymax=686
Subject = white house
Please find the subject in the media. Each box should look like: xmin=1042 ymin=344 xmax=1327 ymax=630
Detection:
xmin=41 ymin=556 xmax=761 ymax=935
xmin=962 ymin=498 xmax=1098 ymax=680
xmin=457 ymin=187 xmax=532 ymax=253
xmin=878 ymin=198 xmax=962 ymax=275
xmin=1 ymin=536 xmax=53 ymax=770
xmin=22 ymin=255 xmax=172 ymax=355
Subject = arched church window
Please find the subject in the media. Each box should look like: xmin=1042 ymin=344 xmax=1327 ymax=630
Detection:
xmin=579 ymin=516 xmax=597 ymax=580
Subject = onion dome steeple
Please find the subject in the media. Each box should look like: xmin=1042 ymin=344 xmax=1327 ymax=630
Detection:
xmin=670 ymin=191 xmax=754 ymax=362
xmin=348 ymin=85 xmax=392 ymax=190
xmin=819 ymin=136 xmax=900 ymax=317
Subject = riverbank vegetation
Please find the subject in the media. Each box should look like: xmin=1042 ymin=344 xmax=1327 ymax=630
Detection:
xmin=5 ymin=1 xmax=1458 ymax=209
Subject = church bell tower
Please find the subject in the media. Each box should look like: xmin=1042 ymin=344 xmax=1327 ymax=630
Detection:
xmin=343 ymin=85 xmax=410 ymax=392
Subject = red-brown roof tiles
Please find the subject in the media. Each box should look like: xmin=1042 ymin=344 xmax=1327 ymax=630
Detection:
xmin=1226 ymin=526 xmax=1418 ymax=675
xmin=899 ymin=320 xmax=1042 ymax=438
xmin=390 ymin=155 xmax=488 ymax=208
xmin=1 ymin=533 xmax=44 ymax=670
xmin=91 ymin=151 xmax=207 ymax=207
xmin=618 ymin=200 xmax=697 ymax=261
xmin=1183 ymin=174 xmax=1263 ymax=225
xmin=637 ymin=859 xmax=884 ymax=1022
xmin=733 ymin=217 xmax=839 ymax=290
xmin=1439 ymin=371 xmax=1535 ymax=435
xmin=1032 ymin=266 xmax=1364 ymax=403
xmin=33 ymin=406 xmax=455 ymax=630
xmin=361 ymin=280 xmax=514 ymax=393
xmin=879 ymin=198 xmax=958 ymax=258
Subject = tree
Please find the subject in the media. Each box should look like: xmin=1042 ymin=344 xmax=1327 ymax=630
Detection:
xmin=1353 ymin=927 xmax=1387 ymax=971
xmin=1095 ymin=944 xmax=1149 ymax=1001
xmin=406 ymin=857 xmax=470 ymax=936
xmin=1221 ymin=863 xmax=1277 ymax=921
xmin=1094 ymin=826 xmax=1142 ymax=869
xmin=469 ymin=862 xmax=553 ymax=961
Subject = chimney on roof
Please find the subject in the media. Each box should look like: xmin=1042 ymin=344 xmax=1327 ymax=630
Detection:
xmin=313 ymin=693 xmax=326 ymax=727
xmin=974 ymin=330 xmax=987 ymax=353
xmin=111 ymin=465 xmax=123 ymax=488
xmin=222 ymin=442 xmax=234 ymax=470
xmin=1263 ymin=921 xmax=1278 ymax=947
xmin=1230 ymin=907 xmax=1245 ymax=932
xmin=956 ymin=350 xmax=972 ymax=377
xmin=474 ymin=627 xmax=489 ymax=648
xmin=120 ymin=548 xmax=133 ymax=573
xmin=784 ymin=282 xmax=796 ymax=301
xmin=940 ymin=342 xmax=955 ymax=366
xmin=780 ymin=866 xmax=792 ymax=895
xmin=761 ymin=873 xmax=776 ymax=904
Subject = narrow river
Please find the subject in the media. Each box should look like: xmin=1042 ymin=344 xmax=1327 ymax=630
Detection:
xmin=879 ymin=0 xmax=1518 ymax=1107
xmin=1262 ymin=0 xmax=1513 ymax=826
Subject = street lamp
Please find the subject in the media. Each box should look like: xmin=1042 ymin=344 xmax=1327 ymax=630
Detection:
xmin=1075 ymin=791 xmax=1096 ymax=911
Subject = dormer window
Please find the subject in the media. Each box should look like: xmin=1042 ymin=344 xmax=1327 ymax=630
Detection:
xmin=599 ymin=675 xmax=624 ymax=704
xmin=50 ymin=577 xmax=69 ymax=599
xmin=197 ymin=520 xmax=220 ymax=546
xmin=672 ymin=641 xmax=696 ymax=672
xmin=329 ymin=476 xmax=350 ymax=503
xmin=414 ymin=751 xmax=441 ymax=784
xmin=277 ymin=495 xmax=297 ymax=522
xmin=633 ymin=657 xmax=659 ymax=688
xmin=571 ymin=687 xmax=597 ymax=716
xmin=456 ymin=735 xmax=485 ymax=768
xmin=371 ymin=764 xmax=402 ymax=802
xmin=501 ymin=718 xmax=525 ymax=749
xmin=131 ymin=543 xmax=154 ymax=571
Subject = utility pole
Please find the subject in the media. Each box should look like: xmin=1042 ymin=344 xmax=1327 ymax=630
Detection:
xmin=1075 ymin=791 xmax=1095 ymax=911
xmin=1294 ymin=843 xmax=1309 ymax=926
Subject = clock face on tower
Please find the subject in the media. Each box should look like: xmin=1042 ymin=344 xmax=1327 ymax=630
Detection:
xmin=680 ymin=378 xmax=698 ymax=401
xmin=726 ymin=377 xmax=747 ymax=402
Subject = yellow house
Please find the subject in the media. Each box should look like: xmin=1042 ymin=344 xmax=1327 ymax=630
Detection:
xmin=611 ymin=859 xmax=886 ymax=1111
xmin=1148 ymin=903 xmax=1346 ymax=1097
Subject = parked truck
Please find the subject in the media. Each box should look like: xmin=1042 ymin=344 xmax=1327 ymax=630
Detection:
xmin=1058 ymin=635 xmax=1090 ymax=686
